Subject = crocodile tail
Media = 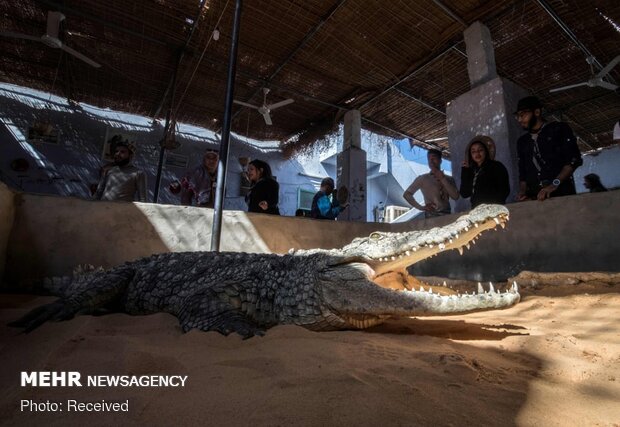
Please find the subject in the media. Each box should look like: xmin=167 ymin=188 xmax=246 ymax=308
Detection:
xmin=41 ymin=265 xmax=104 ymax=296
xmin=8 ymin=300 xmax=74 ymax=332
xmin=10 ymin=265 xmax=133 ymax=333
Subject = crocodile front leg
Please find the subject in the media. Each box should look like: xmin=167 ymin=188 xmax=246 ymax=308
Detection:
xmin=177 ymin=290 xmax=265 ymax=339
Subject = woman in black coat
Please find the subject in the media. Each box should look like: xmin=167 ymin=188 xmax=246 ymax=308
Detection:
xmin=245 ymin=159 xmax=280 ymax=215
xmin=460 ymin=139 xmax=510 ymax=208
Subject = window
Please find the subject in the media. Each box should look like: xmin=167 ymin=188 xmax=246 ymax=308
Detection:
xmin=297 ymin=188 xmax=315 ymax=210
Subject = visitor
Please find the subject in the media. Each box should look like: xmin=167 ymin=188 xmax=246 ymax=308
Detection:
xmin=514 ymin=96 xmax=582 ymax=201
xmin=179 ymin=148 xmax=219 ymax=207
xmin=403 ymin=149 xmax=459 ymax=218
xmin=310 ymin=177 xmax=347 ymax=220
xmin=245 ymin=159 xmax=280 ymax=215
xmin=459 ymin=139 xmax=510 ymax=208
xmin=94 ymin=140 xmax=147 ymax=202
xmin=583 ymin=173 xmax=607 ymax=193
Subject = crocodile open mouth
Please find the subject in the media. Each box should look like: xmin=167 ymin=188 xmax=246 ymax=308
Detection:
xmin=295 ymin=205 xmax=519 ymax=326
xmin=340 ymin=204 xmax=510 ymax=277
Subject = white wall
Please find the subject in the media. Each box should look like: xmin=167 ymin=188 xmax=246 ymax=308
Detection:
xmin=0 ymin=83 xmax=315 ymax=216
xmin=0 ymin=83 xmax=426 ymax=220
xmin=574 ymin=145 xmax=620 ymax=192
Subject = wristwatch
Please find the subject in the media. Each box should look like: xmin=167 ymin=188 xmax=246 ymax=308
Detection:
xmin=552 ymin=179 xmax=561 ymax=187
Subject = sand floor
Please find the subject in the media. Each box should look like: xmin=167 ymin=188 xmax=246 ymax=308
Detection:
xmin=0 ymin=280 xmax=619 ymax=426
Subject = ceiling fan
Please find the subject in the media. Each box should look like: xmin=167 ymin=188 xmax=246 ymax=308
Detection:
xmin=233 ymin=88 xmax=294 ymax=125
xmin=549 ymin=55 xmax=619 ymax=93
xmin=0 ymin=11 xmax=101 ymax=68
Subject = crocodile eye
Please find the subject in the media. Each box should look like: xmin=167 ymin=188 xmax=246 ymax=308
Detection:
xmin=369 ymin=232 xmax=383 ymax=241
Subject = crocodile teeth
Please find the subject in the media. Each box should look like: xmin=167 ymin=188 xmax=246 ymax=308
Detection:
xmin=428 ymin=244 xmax=434 ymax=249
xmin=420 ymin=286 xmax=424 ymax=292
xmin=449 ymin=239 xmax=453 ymax=244
xmin=500 ymin=222 xmax=506 ymax=229
xmin=443 ymin=281 xmax=447 ymax=287
xmin=405 ymin=251 xmax=411 ymax=256
xmin=465 ymin=243 xmax=470 ymax=250
xmin=511 ymin=281 xmax=519 ymax=293
xmin=477 ymin=282 xmax=484 ymax=294
xmin=391 ymin=256 xmax=396 ymax=261
xmin=438 ymin=243 xmax=445 ymax=250
xmin=474 ymin=222 xmax=479 ymax=228
xmin=458 ymin=247 xmax=464 ymax=256
xmin=429 ymin=288 xmax=433 ymax=294
xmin=494 ymin=217 xmax=500 ymax=225
xmin=488 ymin=282 xmax=495 ymax=293
xmin=464 ymin=226 xmax=469 ymax=231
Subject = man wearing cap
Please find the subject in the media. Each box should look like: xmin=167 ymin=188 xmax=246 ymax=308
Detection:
xmin=179 ymin=148 xmax=219 ymax=208
xmin=403 ymin=149 xmax=459 ymax=218
xmin=514 ymin=96 xmax=583 ymax=201
xmin=94 ymin=140 xmax=147 ymax=202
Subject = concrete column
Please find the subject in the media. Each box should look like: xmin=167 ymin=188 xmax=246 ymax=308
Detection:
xmin=447 ymin=78 xmax=530 ymax=213
xmin=337 ymin=110 xmax=367 ymax=221
xmin=447 ymin=21 xmax=530 ymax=212
xmin=464 ymin=21 xmax=498 ymax=88
xmin=343 ymin=109 xmax=362 ymax=149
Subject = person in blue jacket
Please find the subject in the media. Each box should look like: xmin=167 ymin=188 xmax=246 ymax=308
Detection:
xmin=310 ymin=177 xmax=348 ymax=220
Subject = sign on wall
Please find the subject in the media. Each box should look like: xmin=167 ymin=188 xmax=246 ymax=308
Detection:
xmin=27 ymin=121 xmax=59 ymax=145
xmin=164 ymin=152 xmax=189 ymax=169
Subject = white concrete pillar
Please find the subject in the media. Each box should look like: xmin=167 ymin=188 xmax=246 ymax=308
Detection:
xmin=337 ymin=110 xmax=366 ymax=221
xmin=343 ymin=109 xmax=362 ymax=149
xmin=464 ymin=21 xmax=498 ymax=88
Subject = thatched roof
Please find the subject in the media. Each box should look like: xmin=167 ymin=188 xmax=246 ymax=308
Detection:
xmin=1 ymin=0 xmax=619 ymax=155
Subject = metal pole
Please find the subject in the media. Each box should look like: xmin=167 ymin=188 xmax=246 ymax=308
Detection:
xmin=211 ymin=0 xmax=243 ymax=251
xmin=153 ymin=55 xmax=181 ymax=202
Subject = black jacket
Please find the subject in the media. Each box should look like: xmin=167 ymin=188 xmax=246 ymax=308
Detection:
xmin=517 ymin=121 xmax=582 ymax=197
xmin=460 ymin=160 xmax=510 ymax=208
xmin=246 ymin=178 xmax=280 ymax=215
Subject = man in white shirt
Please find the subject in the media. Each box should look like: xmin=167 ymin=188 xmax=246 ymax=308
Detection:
xmin=403 ymin=149 xmax=459 ymax=218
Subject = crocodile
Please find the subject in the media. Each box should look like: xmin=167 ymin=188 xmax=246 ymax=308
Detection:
xmin=10 ymin=204 xmax=518 ymax=338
